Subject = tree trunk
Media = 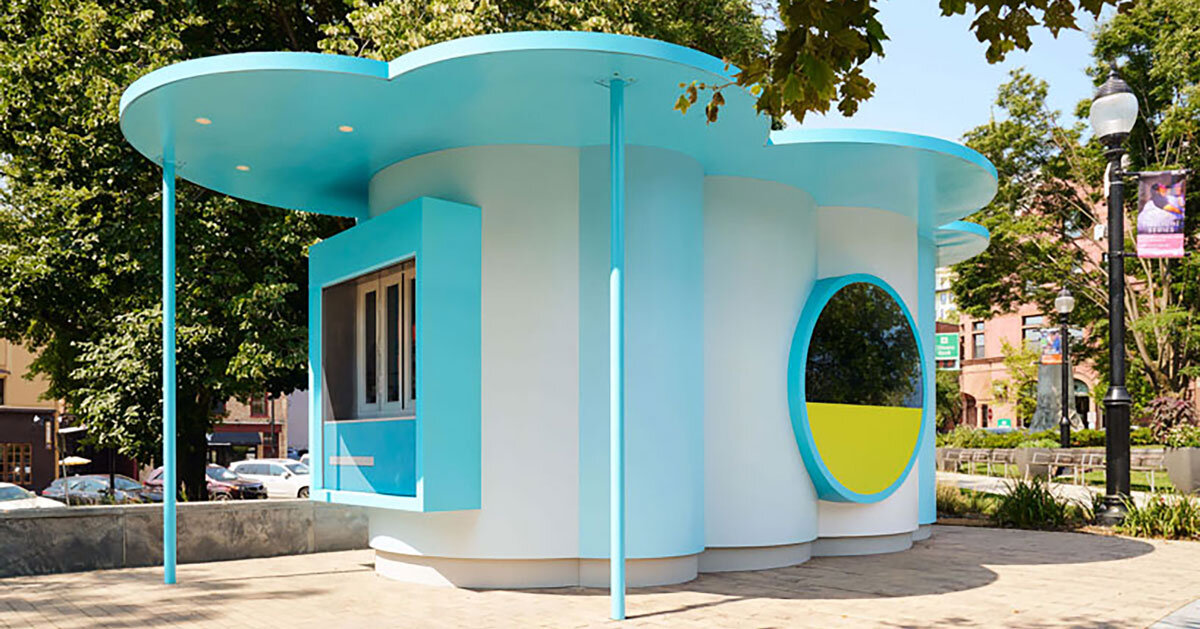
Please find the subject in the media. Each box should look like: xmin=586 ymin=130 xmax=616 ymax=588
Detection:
xmin=177 ymin=394 xmax=210 ymax=502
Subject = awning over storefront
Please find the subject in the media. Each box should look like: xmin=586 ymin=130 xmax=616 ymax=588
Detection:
xmin=207 ymin=431 xmax=261 ymax=447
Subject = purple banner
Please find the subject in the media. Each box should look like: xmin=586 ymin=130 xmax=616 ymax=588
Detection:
xmin=1136 ymin=170 xmax=1187 ymax=258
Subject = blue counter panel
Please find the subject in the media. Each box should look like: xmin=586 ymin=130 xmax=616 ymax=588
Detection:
xmin=324 ymin=420 xmax=417 ymax=497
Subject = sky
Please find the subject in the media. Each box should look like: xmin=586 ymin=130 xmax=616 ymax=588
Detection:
xmin=800 ymin=2 xmax=1106 ymax=142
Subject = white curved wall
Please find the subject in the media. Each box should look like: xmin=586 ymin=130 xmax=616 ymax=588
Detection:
xmin=701 ymin=176 xmax=820 ymax=549
xmin=577 ymin=145 xmax=706 ymax=560
xmin=367 ymin=145 xmax=582 ymax=559
xmin=815 ymin=206 xmax=922 ymax=539
xmin=359 ymin=146 xmax=929 ymax=570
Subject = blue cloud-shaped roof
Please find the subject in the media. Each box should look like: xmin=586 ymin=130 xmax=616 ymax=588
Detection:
xmin=119 ymin=31 xmax=995 ymax=250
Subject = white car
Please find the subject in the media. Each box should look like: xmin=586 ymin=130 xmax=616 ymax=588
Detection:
xmin=0 ymin=482 xmax=65 ymax=510
xmin=229 ymin=459 xmax=310 ymax=499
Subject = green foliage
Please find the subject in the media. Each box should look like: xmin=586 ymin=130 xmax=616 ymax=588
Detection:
xmin=1017 ymin=437 xmax=1060 ymax=449
xmin=805 ymin=283 xmax=921 ymax=407
xmin=936 ymin=483 xmax=996 ymax=518
xmin=937 ymin=426 xmax=1158 ymax=448
xmin=0 ymin=0 xmax=761 ymax=500
xmin=0 ymin=1 xmax=356 ymax=497
xmin=1118 ymin=493 xmax=1200 ymax=540
xmin=318 ymin=0 xmax=1129 ymax=125
xmin=1163 ymin=426 xmax=1200 ymax=449
xmin=935 ymin=370 xmax=963 ymax=431
xmin=1146 ymin=395 xmax=1199 ymax=444
xmin=954 ymin=4 xmax=1200 ymax=405
xmin=1070 ymin=428 xmax=1106 ymax=447
xmin=992 ymin=477 xmax=1085 ymax=529
xmin=727 ymin=0 xmax=1125 ymax=124
xmin=991 ymin=339 xmax=1039 ymax=424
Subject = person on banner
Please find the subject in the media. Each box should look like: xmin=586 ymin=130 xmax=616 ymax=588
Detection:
xmin=1137 ymin=178 xmax=1185 ymax=235
xmin=1136 ymin=171 xmax=1187 ymax=258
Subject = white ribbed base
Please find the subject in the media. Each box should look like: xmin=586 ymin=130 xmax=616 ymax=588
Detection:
xmin=374 ymin=530 xmax=931 ymax=588
xmin=374 ymin=550 xmax=698 ymax=589
xmin=812 ymin=531 xmax=914 ymax=557
xmin=698 ymin=542 xmax=812 ymax=573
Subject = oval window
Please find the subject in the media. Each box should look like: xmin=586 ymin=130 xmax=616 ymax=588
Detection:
xmin=789 ymin=276 xmax=925 ymax=502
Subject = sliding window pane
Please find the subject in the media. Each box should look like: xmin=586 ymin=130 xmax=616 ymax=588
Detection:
xmin=409 ymin=276 xmax=417 ymax=403
xmin=364 ymin=290 xmax=377 ymax=404
xmin=386 ymin=283 xmax=400 ymax=402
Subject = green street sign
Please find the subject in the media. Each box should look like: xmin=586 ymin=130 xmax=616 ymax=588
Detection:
xmin=935 ymin=333 xmax=959 ymax=361
xmin=997 ymin=418 xmax=1013 ymax=428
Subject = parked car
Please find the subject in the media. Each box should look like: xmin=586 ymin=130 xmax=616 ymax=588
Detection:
xmin=229 ymin=459 xmax=310 ymax=498
xmin=41 ymin=475 xmax=144 ymax=505
xmin=0 ymin=482 xmax=65 ymax=510
xmin=299 ymin=452 xmax=310 ymax=466
xmin=144 ymin=464 xmax=267 ymax=501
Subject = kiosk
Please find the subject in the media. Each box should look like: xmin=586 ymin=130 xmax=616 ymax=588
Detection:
xmin=119 ymin=31 xmax=996 ymax=612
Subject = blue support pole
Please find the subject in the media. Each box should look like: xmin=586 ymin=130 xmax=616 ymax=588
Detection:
xmin=608 ymin=78 xmax=626 ymax=622
xmin=162 ymin=160 xmax=177 ymax=585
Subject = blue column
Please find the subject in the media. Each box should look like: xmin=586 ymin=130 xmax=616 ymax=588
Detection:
xmin=162 ymin=160 xmax=177 ymax=585
xmin=608 ymin=77 xmax=626 ymax=622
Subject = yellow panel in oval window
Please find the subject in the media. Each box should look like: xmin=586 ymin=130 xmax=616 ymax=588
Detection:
xmin=806 ymin=402 xmax=922 ymax=495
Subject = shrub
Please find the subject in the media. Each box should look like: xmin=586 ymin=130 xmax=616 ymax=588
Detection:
xmin=992 ymin=477 xmax=1079 ymax=529
xmin=1117 ymin=493 xmax=1200 ymax=540
xmin=1016 ymin=438 xmax=1059 ymax=449
xmin=936 ymin=483 xmax=995 ymax=518
xmin=1070 ymin=429 xmax=1106 ymax=447
xmin=1132 ymin=426 xmax=1156 ymax=446
xmin=1163 ymin=425 xmax=1200 ymax=449
xmin=1147 ymin=395 xmax=1199 ymax=443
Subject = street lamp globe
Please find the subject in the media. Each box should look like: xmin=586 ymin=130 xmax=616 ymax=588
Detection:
xmin=1055 ymin=288 xmax=1075 ymax=315
xmin=1090 ymin=67 xmax=1138 ymax=146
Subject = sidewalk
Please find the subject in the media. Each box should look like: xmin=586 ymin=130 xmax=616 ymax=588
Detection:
xmin=2 ymin=525 xmax=1199 ymax=627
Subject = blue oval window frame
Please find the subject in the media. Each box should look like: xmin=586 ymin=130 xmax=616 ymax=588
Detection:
xmin=786 ymin=273 xmax=929 ymax=503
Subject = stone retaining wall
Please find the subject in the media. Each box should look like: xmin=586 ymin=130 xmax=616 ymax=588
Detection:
xmin=0 ymin=499 xmax=367 ymax=578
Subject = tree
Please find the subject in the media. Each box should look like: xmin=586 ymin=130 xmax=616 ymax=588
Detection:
xmin=951 ymin=0 xmax=1200 ymax=413
xmin=319 ymin=0 xmax=768 ymax=64
xmin=0 ymin=0 xmax=356 ymax=498
xmin=935 ymin=369 xmax=963 ymax=431
xmin=0 ymin=1 xmax=767 ymax=499
xmin=992 ymin=340 xmax=1039 ymax=425
xmin=318 ymin=0 xmax=1132 ymax=124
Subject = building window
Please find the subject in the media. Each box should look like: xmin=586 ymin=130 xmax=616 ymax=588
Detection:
xmin=971 ymin=321 xmax=985 ymax=359
xmin=356 ymin=260 xmax=417 ymax=418
xmin=0 ymin=377 xmax=5 ymax=406
xmin=1022 ymin=315 xmax=1045 ymax=349
xmin=0 ymin=442 xmax=32 ymax=485
xmin=248 ymin=394 xmax=268 ymax=418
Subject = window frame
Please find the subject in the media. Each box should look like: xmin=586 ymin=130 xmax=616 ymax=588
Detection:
xmin=0 ymin=442 xmax=31 ymax=485
xmin=354 ymin=259 xmax=417 ymax=420
xmin=248 ymin=393 xmax=269 ymax=418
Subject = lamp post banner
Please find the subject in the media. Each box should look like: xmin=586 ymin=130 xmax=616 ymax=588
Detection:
xmin=1136 ymin=170 xmax=1187 ymax=258
xmin=1040 ymin=328 xmax=1063 ymax=365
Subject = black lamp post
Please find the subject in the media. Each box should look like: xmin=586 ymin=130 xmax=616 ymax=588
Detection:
xmin=1055 ymin=288 xmax=1075 ymax=448
xmin=1090 ymin=66 xmax=1139 ymax=525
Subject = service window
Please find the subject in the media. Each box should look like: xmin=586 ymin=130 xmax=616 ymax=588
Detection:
xmin=323 ymin=258 xmax=416 ymax=421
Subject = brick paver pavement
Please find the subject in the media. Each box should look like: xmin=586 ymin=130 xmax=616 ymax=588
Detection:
xmin=2 ymin=525 xmax=1198 ymax=628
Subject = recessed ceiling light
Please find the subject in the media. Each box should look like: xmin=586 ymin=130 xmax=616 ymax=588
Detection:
xmin=235 ymin=165 xmax=250 ymax=172
xmin=338 ymin=125 xmax=354 ymax=133
xmin=195 ymin=117 xmax=212 ymax=125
